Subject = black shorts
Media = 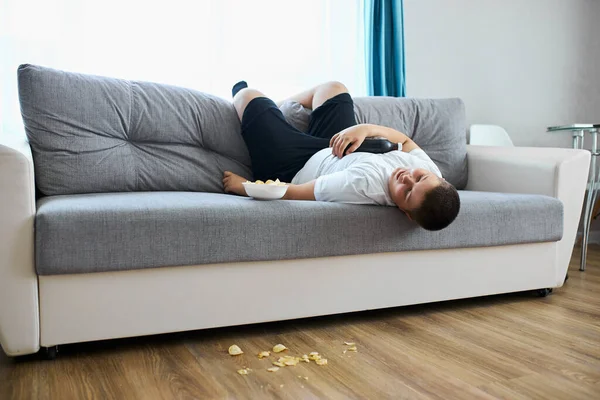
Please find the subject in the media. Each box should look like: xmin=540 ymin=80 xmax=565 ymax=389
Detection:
xmin=240 ymin=93 xmax=357 ymax=183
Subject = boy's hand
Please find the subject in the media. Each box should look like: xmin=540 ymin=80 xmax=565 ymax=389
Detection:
xmin=223 ymin=171 xmax=249 ymax=196
xmin=330 ymin=125 xmax=369 ymax=158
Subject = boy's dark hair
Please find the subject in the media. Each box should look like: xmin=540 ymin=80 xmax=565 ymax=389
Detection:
xmin=408 ymin=182 xmax=460 ymax=231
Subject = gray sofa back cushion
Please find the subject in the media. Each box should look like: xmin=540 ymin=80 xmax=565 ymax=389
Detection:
xmin=18 ymin=64 xmax=252 ymax=196
xmin=280 ymin=97 xmax=468 ymax=189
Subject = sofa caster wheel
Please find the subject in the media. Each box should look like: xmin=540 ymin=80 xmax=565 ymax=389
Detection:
xmin=44 ymin=346 xmax=58 ymax=360
xmin=537 ymin=288 xmax=553 ymax=297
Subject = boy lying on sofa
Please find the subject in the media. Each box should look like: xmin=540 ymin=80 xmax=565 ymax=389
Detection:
xmin=223 ymin=81 xmax=460 ymax=231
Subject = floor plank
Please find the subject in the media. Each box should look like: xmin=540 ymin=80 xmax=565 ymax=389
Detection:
xmin=2 ymin=245 xmax=600 ymax=399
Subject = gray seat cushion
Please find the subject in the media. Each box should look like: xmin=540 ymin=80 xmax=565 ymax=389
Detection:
xmin=280 ymin=97 xmax=468 ymax=189
xmin=18 ymin=64 xmax=252 ymax=196
xmin=35 ymin=191 xmax=563 ymax=275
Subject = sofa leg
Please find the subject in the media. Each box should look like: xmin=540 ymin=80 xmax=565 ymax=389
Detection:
xmin=44 ymin=346 xmax=59 ymax=360
xmin=564 ymin=273 xmax=569 ymax=283
xmin=536 ymin=288 xmax=553 ymax=297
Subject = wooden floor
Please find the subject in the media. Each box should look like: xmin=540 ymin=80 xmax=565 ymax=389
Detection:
xmin=2 ymin=247 xmax=600 ymax=400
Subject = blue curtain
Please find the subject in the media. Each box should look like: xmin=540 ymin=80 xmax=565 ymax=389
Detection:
xmin=365 ymin=0 xmax=406 ymax=97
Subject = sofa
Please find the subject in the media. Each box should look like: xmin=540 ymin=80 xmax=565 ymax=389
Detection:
xmin=0 ymin=65 xmax=590 ymax=358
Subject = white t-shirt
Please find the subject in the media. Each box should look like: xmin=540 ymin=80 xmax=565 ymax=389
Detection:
xmin=291 ymin=146 xmax=442 ymax=206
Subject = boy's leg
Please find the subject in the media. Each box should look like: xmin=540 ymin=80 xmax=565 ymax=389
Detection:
xmin=233 ymin=87 xmax=329 ymax=183
xmin=276 ymin=81 xmax=347 ymax=110
xmin=306 ymin=82 xmax=357 ymax=140
xmin=233 ymin=87 xmax=264 ymax=121
xmin=311 ymin=81 xmax=349 ymax=110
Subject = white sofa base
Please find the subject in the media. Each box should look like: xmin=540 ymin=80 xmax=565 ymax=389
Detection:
xmin=0 ymin=141 xmax=39 ymax=356
xmin=39 ymin=242 xmax=558 ymax=347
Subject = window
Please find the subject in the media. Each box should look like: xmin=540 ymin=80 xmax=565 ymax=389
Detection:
xmin=0 ymin=0 xmax=365 ymax=137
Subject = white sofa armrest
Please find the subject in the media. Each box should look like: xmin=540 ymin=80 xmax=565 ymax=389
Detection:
xmin=466 ymin=145 xmax=591 ymax=285
xmin=0 ymin=139 xmax=40 ymax=356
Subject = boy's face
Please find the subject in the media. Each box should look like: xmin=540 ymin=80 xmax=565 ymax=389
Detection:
xmin=389 ymin=168 xmax=442 ymax=216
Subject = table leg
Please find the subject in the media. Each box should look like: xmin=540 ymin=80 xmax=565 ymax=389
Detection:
xmin=581 ymin=129 xmax=598 ymax=271
xmin=577 ymin=130 xmax=584 ymax=149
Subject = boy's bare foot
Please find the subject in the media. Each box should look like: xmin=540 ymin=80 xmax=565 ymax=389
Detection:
xmin=223 ymin=171 xmax=249 ymax=196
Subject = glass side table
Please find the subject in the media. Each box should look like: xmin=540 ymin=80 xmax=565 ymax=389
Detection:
xmin=548 ymin=124 xmax=600 ymax=271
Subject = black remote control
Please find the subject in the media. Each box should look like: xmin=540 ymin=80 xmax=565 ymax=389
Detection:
xmin=345 ymin=138 xmax=399 ymax=155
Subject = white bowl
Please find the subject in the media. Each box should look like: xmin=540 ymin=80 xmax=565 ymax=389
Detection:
xmin=243 ymin=182 xmax=289 ymax=200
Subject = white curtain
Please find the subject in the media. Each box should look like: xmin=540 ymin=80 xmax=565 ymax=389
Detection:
xmin=0 ymin=0 xmax=366 ymax=137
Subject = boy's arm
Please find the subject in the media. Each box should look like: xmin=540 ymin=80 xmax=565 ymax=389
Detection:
xmin=331 ymin=124 xmax=420 ymax=155
xmin=282 ymin=180 xmax=316 ymax=200
xmin=281 ymin=171 xmax=384 ymax=205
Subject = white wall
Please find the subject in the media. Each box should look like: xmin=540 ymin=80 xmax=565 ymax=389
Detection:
xmin=404 ymin=0 xmax=600 ymax=149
